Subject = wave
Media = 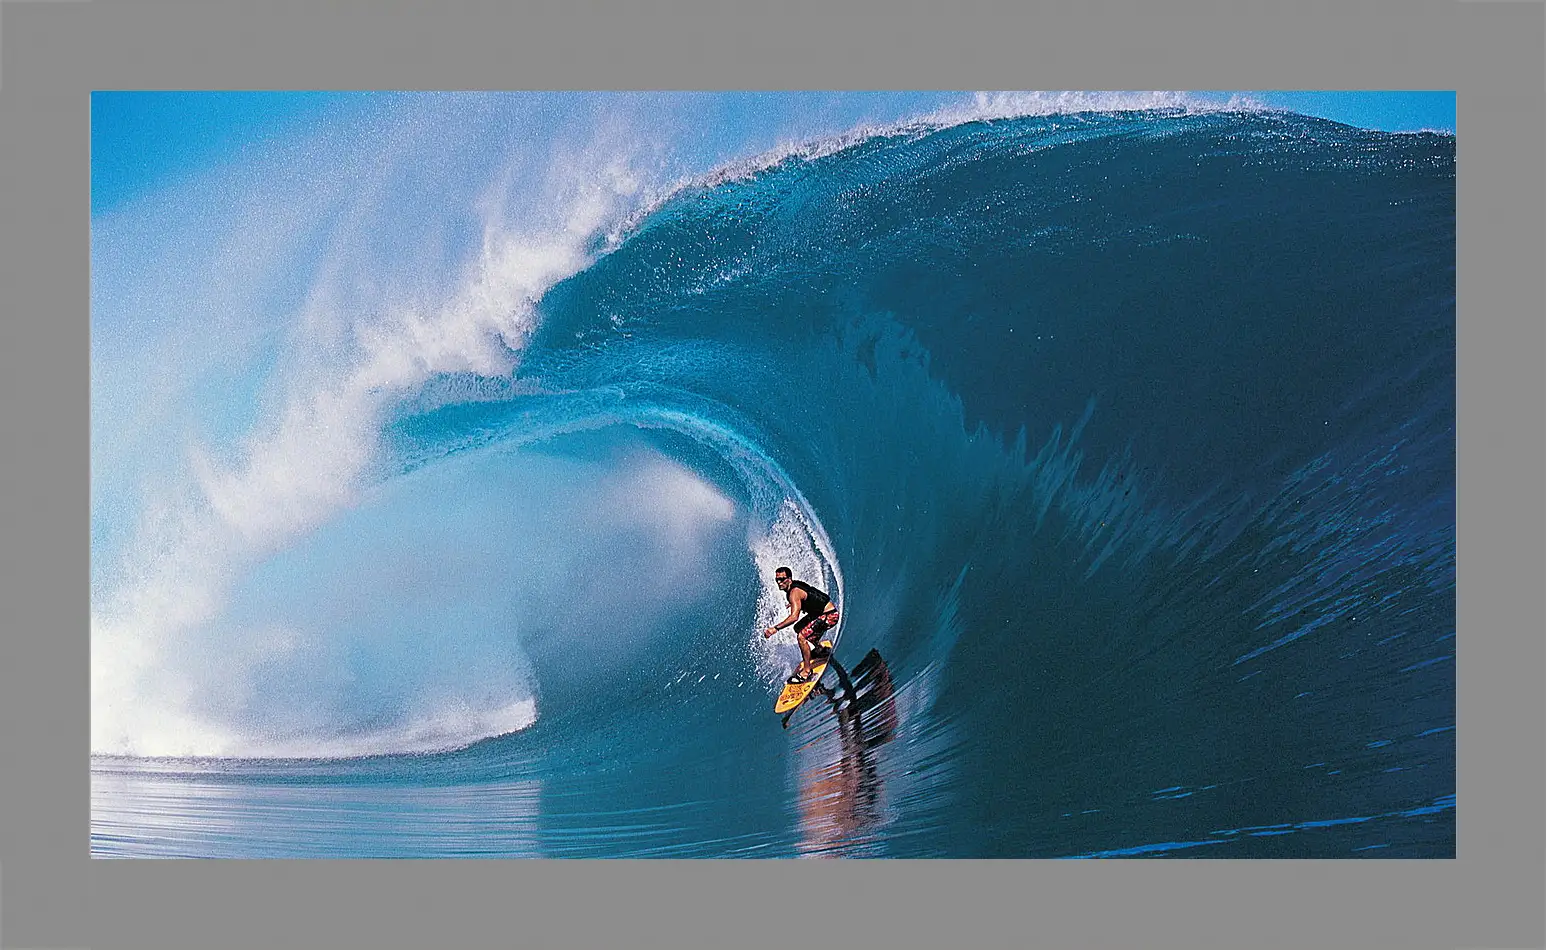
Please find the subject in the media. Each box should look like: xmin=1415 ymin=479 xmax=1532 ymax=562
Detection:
xmin=90 ymin=94 xmax=1453 ymax=864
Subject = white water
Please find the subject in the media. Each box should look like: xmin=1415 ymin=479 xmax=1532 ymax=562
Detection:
xmin=92 ymin=98 xmax=652 ymax=757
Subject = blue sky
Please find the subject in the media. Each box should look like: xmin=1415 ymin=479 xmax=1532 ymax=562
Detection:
xmin=1247 ymin=91 xmax=1455 ymax=136
xmin=91 ymin=91 xmax=1456 ymax=217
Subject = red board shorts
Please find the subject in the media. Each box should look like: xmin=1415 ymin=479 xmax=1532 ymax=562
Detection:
xmin=797 ymin=609 xmax=840 ymax=644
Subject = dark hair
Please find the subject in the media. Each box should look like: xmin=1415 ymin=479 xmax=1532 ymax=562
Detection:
xmin=774 ymin=566 xmax=792 ymax=577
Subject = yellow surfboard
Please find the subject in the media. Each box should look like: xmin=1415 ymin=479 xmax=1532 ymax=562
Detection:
xmin=774 ymin=641 xmax=834 ymax=714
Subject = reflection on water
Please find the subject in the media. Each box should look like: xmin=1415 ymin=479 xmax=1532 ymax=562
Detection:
xmin=791 ymin=650 xmax=902 ymax=857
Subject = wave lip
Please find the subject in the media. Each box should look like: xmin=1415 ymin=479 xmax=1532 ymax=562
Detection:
xmin=609 ymin=91 xmax=1267 ymax=246
xmin=922 ymin=90 xmax=1264 ymax=125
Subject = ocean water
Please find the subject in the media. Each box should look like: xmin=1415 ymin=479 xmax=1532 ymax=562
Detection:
xmin=90 ymin=96 xmax=1455 ymax=858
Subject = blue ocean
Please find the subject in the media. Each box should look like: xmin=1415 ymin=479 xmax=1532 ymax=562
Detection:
xmin=90 ymin=94 xmax=1455 ymax=858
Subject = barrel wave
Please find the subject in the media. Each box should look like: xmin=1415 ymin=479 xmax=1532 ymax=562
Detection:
xmin=90 ymin=103 xmax=1455 ymax=858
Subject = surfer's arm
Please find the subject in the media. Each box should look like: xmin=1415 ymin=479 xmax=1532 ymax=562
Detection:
xmin=762 ymin=590 xmax=806 ymax=637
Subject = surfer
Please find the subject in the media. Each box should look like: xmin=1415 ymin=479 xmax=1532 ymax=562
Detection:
xmin=762 ymin=567 xmax=840 ymax=683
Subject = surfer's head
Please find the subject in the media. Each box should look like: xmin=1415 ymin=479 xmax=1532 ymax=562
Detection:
xmin=774 ymin=567 xmax=793 ymax=590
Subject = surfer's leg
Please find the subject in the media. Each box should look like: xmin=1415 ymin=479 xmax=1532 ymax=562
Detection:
xmin=792 ymin=622 xmax=815 ymax=678
xmin=807 ymin=614 xmax=836 ymax=659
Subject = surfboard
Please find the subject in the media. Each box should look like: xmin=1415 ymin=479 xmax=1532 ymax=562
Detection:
xmin=774 ymin=640 xmax=833 ymax=715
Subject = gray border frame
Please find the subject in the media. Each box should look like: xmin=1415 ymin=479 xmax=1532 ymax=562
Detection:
xmin=2 ymin=1 xmax=1540 ymax=948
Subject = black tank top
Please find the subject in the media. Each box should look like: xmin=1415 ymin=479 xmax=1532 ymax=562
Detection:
xmin=789 ymin=580 xmax=832 ymax=627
